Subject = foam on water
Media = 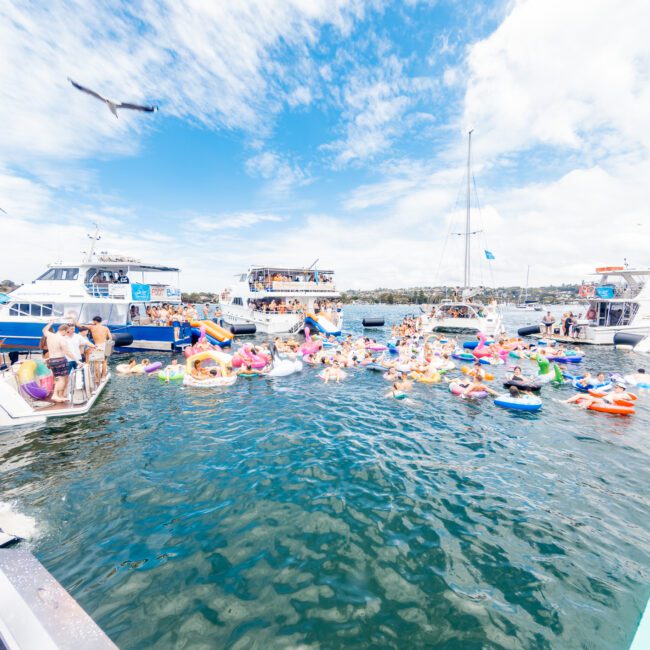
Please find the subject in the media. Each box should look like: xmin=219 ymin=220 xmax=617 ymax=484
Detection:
xmin=0 ymin=501 xmax=38 ymax=539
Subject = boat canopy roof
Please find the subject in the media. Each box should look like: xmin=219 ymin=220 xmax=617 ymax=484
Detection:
xmin=48 ymin=260 xmax=179 ymax=273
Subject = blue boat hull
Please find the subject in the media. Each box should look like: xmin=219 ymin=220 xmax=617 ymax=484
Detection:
xmin=0 ymin=321 xmax=198 ymax=353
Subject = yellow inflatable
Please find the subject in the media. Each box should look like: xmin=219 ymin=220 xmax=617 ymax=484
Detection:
xmin=185 ymin=349 xmax=233 ymax=373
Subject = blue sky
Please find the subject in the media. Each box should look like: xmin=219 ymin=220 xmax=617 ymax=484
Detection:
xmin=1 ymin=0 xmax=649 ymax=290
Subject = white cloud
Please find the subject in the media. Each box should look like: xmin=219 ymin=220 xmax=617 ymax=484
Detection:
xmin=0 ymin=0 xmax=368 ymax=165
xmin=245 ymin=151 xmax=309 ymax=197
xmin=462 ymin=0 xmax=650 ymax=157
xmin=324 ymin=55 xmax=436 ymax=166
xmin=189 ymin=212 xmax=285 ymax=231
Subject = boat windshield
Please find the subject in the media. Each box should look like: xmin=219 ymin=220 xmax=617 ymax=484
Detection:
xmin=37 ymin=267 xmax=79 ymax=281
xmin=435 ymin=303 xmax=484 ymax=318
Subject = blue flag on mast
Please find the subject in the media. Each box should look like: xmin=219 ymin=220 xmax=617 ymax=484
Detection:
xmin=484 ymin=250 xmax=495 ymax=260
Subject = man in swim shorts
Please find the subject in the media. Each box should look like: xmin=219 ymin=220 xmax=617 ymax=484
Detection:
xmin=42 ymin=321 xmax=71 ymax=402
xmin=81 ymin=316 xmax=112 ymax=384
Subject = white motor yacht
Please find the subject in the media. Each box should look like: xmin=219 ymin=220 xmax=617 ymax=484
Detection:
xmin=220 ymin=266 xmax=342 ymax=335
xmin=520 ymin=266 xmax=650 ymax=345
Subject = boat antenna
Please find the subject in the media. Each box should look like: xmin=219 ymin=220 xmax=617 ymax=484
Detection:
xmin=85 ymin=223 xmax=101 ymax=263
xmin=464 ymin=129 xmax=473 ymax=289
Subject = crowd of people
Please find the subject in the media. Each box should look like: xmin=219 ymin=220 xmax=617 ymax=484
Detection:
xmin=131 ymin=303 xmax=218 ymax=326
xmin=39 ymin=316 xmax=112 ymax=402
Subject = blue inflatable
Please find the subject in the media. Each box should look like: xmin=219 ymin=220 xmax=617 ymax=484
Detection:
xmin=494 ymin=394 xmax=543 ymax=412
xmin=572 ymin=379 xmax=612 ymax=392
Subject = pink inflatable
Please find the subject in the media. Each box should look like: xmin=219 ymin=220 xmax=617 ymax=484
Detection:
xmin=232 ymin=345 xmax=269 ymax=369
xmin=449 ymin=382 xmax=488 ymax=398
xmin=300 ymin=327 xmax=322 ymax=356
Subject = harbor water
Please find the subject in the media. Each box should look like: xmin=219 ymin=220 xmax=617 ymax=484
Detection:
xmin=1 ymin=305 xmax=649 ymax=648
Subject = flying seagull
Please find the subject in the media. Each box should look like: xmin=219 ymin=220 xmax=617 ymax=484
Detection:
xmin=68 ymin=78 xmax=158 ymax=118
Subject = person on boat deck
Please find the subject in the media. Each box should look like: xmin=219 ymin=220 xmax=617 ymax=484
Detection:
xmin=63 ymin=326 xmax=95 ymax=372
xmin=42 ymin=321 xmax=71 ymax=402
xmin=563 ymin=312 xmax=574 ymax=337
xmin=116 ymin=270 xmax=129 ymax=284
xmin=542 ymin=312 xmax=555 ymax=335
xmin=78 ymin=316 xmax=112 ymax=384
xmin=564 ymin=383 xmax=634 ymax=408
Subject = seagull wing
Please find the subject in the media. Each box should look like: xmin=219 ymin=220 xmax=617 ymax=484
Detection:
xmin=116 ymin=102 xmax=158 ymax=113
xmin=68 ymin=78 xmax=108 ymax=103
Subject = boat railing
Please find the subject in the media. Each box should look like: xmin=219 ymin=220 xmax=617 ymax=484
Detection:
xmin=66 ymin=363 xmax=99 ymax=404
xmin=248 ymin=280 xmax=336 ymax=293
xmin=250 ymin=308 xmax=304 ymax=315
xmin=85 ymin=283 xmax=130 ymax=300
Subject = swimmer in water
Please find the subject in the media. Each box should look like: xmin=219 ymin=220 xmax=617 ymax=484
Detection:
xmin=462 ymin=375 xmax=499 ymax=398
xmin=564 ymin=383 xmax=633 ymax=408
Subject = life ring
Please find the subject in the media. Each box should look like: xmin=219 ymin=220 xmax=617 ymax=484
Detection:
xmin=586 ymin=308 xmax=596 ymax=321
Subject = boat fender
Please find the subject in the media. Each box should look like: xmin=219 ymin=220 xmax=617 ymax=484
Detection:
xmin=518 ymin=325 xmax=541 ymax=337
xmin=229 ymin=324 xmax=257 ymax=335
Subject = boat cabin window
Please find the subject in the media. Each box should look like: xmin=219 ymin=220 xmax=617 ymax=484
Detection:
xmin=9 ymin=303 xmax=59 ymax=317
xmin=233 ymin=297 xmax=244 ymax=306
xmin=37 ymin=267 xmax=79 ymax=281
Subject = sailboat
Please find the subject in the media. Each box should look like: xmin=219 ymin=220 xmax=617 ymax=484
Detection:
xmin=423 ymin=130 xmax=503 ymax=336
xmin=515 ymin=266 xmax=539 ymax=311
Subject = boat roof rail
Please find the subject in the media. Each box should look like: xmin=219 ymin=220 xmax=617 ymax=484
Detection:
xmin=48 ymin=261 xmax=179 ymax=272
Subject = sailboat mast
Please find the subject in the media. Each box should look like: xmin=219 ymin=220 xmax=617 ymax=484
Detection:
xmin=464 ymin=129 xmax=473 ymax=289
xmin=524 ymin=265 xmax=530 ymax=301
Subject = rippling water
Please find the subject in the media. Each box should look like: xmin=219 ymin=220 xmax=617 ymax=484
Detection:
xmin=2 ymin=305 xmax=649 ymax=648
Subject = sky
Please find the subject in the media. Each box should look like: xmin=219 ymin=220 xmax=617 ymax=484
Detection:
xmin=1 ymin=0 xmax=649 ymax=291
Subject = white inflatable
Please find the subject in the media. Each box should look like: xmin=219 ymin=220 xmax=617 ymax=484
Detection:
xmin=183 ymin=374 xmax=237 ymax=387
xmin=268 ymin=355 xmax=303 ymax=377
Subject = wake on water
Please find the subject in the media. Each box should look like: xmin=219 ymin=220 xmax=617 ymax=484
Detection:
xmin=0 ymin=501 xmax=38 ymax=540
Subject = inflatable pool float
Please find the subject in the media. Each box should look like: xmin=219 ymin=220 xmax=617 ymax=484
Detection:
xmin=365 ymin=363 xmax=386 ymax=372
xmin=183 ymin=350 xmax=236 ymax=387
xmin=549 ymin=355 xmax=583 ymax=363
xmin=452 ymin=352 xmax=475 ymax=362
xmin=461 ymin=366 xmax=494 ymax=381
xmin=17 ymin=360 xmax=53 ymax=400
xmin=479 ymin=357 xmax=504 ymax=365
xmin=502 ymin=380 xmax=542 ymax=392
xmin=587 ymin=402 xmax=635 ymax=415
xmin=157 ymin=367 xmax=185 ymax=381
xmin=183 ymin=374 xmax=237 ymax=387
xmin=268 ymin=356 xmax=303 ymax=377
xmin=449 ymin=381 xmax=488 ymax=398
xmin=144 ymin=361 xmax=162 ymax=373
xmin=572 ymin=379 xmax=612 ymax=392
xmin=624 ymin=374 xmax=650 ymax=389
xmin=494 ymin=394 xmax=543 ymax=412
xmin=232 ymin=345 xmax=270 ymax=369
xmin=415 ymin=372 xmax=440 ymax=384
